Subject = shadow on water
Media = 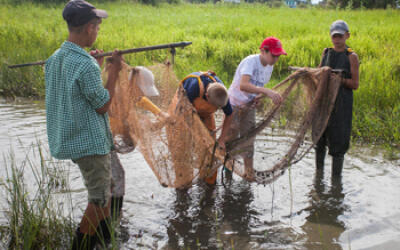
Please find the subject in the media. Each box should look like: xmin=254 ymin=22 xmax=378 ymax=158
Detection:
xmin=167 ymin=186 xmax=218 ymax=249
xmin=166 ymin=175 xmax=257 ymax=249
xmin=302 ymin=169 xmax=347 ymax=250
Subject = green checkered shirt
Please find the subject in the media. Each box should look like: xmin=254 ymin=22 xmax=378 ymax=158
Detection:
xmin=45 ymin=41 xmax=113 ymax=160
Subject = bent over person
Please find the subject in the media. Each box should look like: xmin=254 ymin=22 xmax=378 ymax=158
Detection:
xmin=177 ymin=71 xmax=233 ymax=185
xmin=45 ymin=1 xmax=122 ymax=249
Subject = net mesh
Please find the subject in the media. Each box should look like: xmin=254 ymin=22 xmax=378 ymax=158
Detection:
xmin=225 ymin=67 xmax=341 ymax=184
xmin=103 ymin=63 xmax=341 ymax=188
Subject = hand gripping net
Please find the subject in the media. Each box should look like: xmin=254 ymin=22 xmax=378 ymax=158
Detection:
xmin=225 ymin=67 xmax=341 ymax=184
xmin=103 ymin=63 xmax=341 ymax=188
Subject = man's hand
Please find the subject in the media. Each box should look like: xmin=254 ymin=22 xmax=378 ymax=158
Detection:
xmin=89 ymin=49 xmax=104 ymax=67
xmin=96 ymin=50 xmax=123 ymax=115
xmin=107 ymin=50 xmax=123 ymax=74
xmin=264 ymin=89 xmax=282 ymax=105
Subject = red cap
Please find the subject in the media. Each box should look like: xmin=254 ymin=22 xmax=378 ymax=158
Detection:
xmin=259 ymin=37 xmax=287 ymax=56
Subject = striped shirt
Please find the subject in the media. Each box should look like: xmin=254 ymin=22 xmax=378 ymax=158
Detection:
xmin=45 ymin=41 xmax=113 ymax=160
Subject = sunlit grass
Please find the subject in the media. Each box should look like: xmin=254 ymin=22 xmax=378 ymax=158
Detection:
xmin=1 ymin=3 xmax=399 ymax=144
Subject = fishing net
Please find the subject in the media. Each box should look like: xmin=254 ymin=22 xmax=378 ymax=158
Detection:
xmin=224 ymin=67 xmax=341 ymax=184
xmin=103 ymin=63 xmax=341 ymax=188
xmin=103 ymin=62 xmax=225 ymax=189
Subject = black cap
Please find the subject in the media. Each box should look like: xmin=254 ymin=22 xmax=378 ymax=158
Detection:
xmin=62 ymin=0 xmax=108 ymax=27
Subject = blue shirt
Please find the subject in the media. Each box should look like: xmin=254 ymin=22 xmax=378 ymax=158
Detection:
xmin=182 ymin=72 xmax=233 ymax=116
xmin=45 ymin=41 xmax=113 ymax=160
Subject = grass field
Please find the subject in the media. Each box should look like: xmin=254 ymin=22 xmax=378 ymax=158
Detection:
xmin=0 ymin=2 xmax=399 ymax=145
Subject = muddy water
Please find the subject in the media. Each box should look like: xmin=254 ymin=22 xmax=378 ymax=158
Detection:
xmin=0 ymin=98 xmax=399 ymax=250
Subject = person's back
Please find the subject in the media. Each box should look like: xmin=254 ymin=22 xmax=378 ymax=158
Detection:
xmin=173 ymin=71 xmax=233 ymax=185
xmin=46 ymin=41 xmax=112 ymax=160
xmin=181 ymin=71 xmax=232 ymax=131
xmin=45 ymin=1 xmax=122 ymax=249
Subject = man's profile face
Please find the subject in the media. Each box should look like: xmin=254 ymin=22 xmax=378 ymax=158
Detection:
xmin=86 ymin=20 xmax=101 ymax=47
xmin=261 ymin=49 xmax=280 ymax=66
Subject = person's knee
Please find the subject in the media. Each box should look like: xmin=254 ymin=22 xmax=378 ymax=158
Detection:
xmin=87 ymin=178 xmax=111 ymax=207
xmin=329 ymin=151 xmax=345 ymax=158
xmin=243 ymin=142 xmax=255 ymax=159
xmin=77 ymin=154 xmax=112 ymax=208
xmin=88 ymin=196 xmax=110 ymax=208
xmin=315 ymin=144 xmax=326 ymax=153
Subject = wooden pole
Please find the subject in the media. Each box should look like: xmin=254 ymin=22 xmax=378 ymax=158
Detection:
xmin=8 ymin=41 xmax=192 ymax=69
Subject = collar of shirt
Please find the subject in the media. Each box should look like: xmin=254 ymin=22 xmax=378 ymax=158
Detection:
xmin=61 ymin=41 xmax=92 ymax=59
xmin=257 ymin=54 xmax=274 ymax=69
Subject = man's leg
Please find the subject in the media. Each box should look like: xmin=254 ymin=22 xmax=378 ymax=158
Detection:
xmin=204 ymin=170 xmax=218 ymax=185
xmin=203 ymin=114 xmax=219 ymax=186
xmin=72 ymin=201 xmax=111 ymax=250
xmin=80 ymin=201 xmax=111 ymax=234
xmin=110 ymin=151 xmax=125 ymax=220
xmin=315 ymin=133 xmax=327 ymax=170
xmin=331 ymin=154 xmax=344 ymax=178
xmin=72 ymin=154 xmax=112 ymax=249
xmin=240 ymin=108 xmax=256 ymax=180
xmin=222 ymin=107 xmax=241 ymax=181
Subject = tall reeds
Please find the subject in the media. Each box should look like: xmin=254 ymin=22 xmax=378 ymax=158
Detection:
xmin=1 ymin=140 xmax=123 ymax=249
xmin=1 ymin=142 xmax=74 ymax=249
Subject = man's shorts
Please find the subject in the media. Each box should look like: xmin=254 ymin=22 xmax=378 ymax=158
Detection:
xmin=228 ymin=106 xmax=256 ymax=158
xmin=73 ymin=154 xmax=112 ymax=207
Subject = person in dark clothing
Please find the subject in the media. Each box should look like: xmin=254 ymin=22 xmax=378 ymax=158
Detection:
xmin=315 ymin=20 xmax=360 ymax=178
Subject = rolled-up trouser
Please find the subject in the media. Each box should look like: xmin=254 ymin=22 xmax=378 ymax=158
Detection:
xmin=73 ymin=154 xmax=112 ymax=207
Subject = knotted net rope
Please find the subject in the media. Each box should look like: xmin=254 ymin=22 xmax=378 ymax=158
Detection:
xmin=103 ymin=63 xmax=341 ymax=188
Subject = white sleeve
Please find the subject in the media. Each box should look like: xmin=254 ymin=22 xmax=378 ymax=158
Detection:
xmin=239 ymin=57 xmax=254 ymax=77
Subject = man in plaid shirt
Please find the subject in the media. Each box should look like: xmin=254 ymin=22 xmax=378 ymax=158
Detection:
xmin=45 ymin=1 xmax=122 ymax=249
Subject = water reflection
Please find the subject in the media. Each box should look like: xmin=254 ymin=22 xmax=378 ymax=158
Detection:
xmin=302 ymin=169 xmax=347 ymax=249
xmin=166 ymin=175 xmax=255 ymax=249
xmin=2 ymin=99 xmax=400 ymax=250
xmin=167 ymin=185 xmax=216 ymax=249
xmin=218 ymin=180 xmax=254 ymax=249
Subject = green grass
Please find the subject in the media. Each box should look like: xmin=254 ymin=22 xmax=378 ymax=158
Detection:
xmin=1 ymin=3 xmax=399 ymax=145
xmin=0 ymin=141 xmax=122 ymax=249
xmin=1 ymin=143 xmax=75 ymax=249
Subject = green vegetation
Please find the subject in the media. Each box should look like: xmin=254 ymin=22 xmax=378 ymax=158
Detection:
xmin=1 ymin=143 xmax=74 ymax=249
xmin=0 ymin=142 xmax=121 ymax=249
xmin=0 ymin=3 xmax=399 ymax=145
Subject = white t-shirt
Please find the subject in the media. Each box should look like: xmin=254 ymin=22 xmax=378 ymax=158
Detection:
xmin=228 ymin=54 xmax=274 ymax=106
